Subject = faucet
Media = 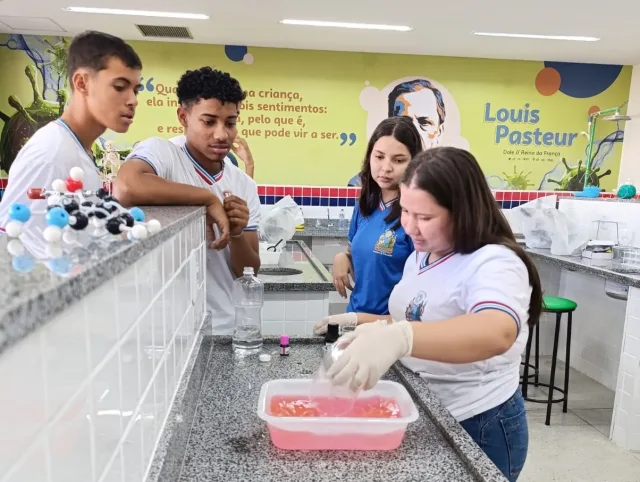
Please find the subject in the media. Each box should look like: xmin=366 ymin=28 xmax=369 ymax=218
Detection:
xmin=327 ymin=208 xmax=334 ymax=227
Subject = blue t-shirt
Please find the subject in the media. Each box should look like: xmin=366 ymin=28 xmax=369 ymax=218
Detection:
xmin=347 ymin=198 xmax=414 ymax=315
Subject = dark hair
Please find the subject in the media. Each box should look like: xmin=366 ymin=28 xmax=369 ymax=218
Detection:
xmin=402 ymin=147 xmax=542 ymax=328
xmin=388 ymin=79 xmax=446 ymax=127
xmin=67 ymin=31 xmax=142 ymax=85
xmin=358 ymin=117 xmax=423 ymax=225
xmin=177 ymin=67 xmax=247 ymax=108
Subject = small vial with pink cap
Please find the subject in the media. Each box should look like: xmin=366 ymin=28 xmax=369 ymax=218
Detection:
xmin=280 ymin=334 xmax=290 ymax=356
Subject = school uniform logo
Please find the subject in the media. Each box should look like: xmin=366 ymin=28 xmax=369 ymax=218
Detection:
xmin=373 ymin=229 xmax=396 ymax=256
xmin=405 ymin=291 xmax=427 ymax=321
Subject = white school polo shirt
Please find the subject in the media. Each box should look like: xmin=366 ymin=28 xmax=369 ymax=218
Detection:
xmin=0 ymin=120 xmax=102 ymax=254
xmin=388 ymin=244 xmax=531 ymax=422
xmin=125 ymin=137 xmax=261 ymax=334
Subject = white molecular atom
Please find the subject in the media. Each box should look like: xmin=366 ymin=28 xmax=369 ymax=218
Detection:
xmin=69 ymin=166 xmax=85 ymax=181
xmin=130 ymin=224 xmax=148 ymax=240
xmin=43 ymin=226 xmax=62 ymax=243
xmin=146 ymin=219 xmax=161 ymax=234
xmin=4 ymin=221 xmax=23 ymax=238
xmin=6 ymin=239 xmax=25 ymax=256
xmin=52 ymin=179 xmax=66 ymax=192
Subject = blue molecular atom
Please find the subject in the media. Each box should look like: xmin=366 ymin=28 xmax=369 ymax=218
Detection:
xmin=129 ymin=207 xmax=145 ymax=222
xmin=49 ymin=257 xmax=71 ymax=275
xmin=224 ymin=45 xmax=248 ymax=62
xmin=45 ymin=207 xmax=69 ymax=228
xmin=8 ymin=203 xmax=31 ymax=223
xmin=12 ymin=254 xmax=35 ymax=273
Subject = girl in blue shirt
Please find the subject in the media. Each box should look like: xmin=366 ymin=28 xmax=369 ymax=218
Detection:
xmin=315 ymin=116 xmax=423 ymax=335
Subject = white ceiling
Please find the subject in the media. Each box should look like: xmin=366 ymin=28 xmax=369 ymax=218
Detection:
xmin=0 ymin=0 xmax=639 ymax=65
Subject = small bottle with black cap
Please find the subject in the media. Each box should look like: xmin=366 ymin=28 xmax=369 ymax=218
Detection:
xmin=325 ymin=323 xmax=340 ymax=346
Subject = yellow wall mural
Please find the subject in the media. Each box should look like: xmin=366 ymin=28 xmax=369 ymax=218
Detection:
xmin=0 ymin=34 xmax=632 ymax=190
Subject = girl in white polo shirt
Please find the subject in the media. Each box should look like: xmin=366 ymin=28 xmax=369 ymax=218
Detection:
xmin=327 ymin=146 xmax=542 ymax=482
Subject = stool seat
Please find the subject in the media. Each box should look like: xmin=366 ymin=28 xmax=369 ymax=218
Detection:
xmin=543 ymin=295 xmax=577 ymax=312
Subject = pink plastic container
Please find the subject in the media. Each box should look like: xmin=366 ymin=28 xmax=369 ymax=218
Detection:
xmin=257 ymin=379 xmax=419 ymax=451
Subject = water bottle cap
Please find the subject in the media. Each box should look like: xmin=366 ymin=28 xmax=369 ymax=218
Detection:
xmin=243 ymin=267 xmax=255 ymax=276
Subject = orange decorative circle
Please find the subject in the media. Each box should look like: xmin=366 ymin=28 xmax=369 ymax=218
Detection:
xmin=535 ymin=67 xmax=561 ymax=96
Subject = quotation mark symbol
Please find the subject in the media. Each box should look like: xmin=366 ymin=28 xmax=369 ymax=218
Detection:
xmin=339 ymin=133 xmax=357 ymax=146
xmin=139 ymin=77 xmax=155 ymax=92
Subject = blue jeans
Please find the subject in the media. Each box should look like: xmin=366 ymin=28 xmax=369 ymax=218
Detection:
xmin=460 ymin=389 xmax=528 ymax=481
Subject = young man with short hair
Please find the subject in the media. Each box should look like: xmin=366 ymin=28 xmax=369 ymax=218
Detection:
xmin=114 ymin=67 xmax=260 ymax=335
xmin=0 ymin=31 xmax=143 ymax=234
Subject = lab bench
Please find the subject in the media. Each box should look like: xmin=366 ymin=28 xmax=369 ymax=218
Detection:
xmin=149 ymin=335 xmax=508 ymax=482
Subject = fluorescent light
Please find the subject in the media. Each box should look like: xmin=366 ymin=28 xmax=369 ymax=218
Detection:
xmin=63 ymin=7 xmax=209 ymax=20
xmin=472 ymin=31 xmax=599 ymax=42
xmin=280 ymin=19 xmax=411 ymax=32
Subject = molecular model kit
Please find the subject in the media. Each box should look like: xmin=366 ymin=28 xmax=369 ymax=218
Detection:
xmin=4 ymin=166 xmax=161 ymax=242
xmin=3 ymin=167 xmax=162 ymax=274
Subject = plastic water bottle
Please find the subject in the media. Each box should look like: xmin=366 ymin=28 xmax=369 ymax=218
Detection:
xmin=232 ymin=267 xmax=264 ymax=352
xmin=338 ymin=209 xmax=347 ymax=230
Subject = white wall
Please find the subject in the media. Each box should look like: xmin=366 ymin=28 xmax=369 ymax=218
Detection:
xmin=618 ymin=64 xmax=640 ymax=186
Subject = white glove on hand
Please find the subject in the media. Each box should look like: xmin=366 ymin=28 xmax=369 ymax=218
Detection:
xmin=326 ymin=321 xmax=414 ymax=392
xmin=313 ymin=313 xmax=358 ymax=335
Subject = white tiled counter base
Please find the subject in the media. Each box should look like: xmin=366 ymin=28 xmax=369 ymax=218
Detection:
xmin=612 ymin=286 xmax=640 ymax=451
xmin=262 ymin=292 xmax=329 ymax=336
xmin=0 ymin=217 xmax=207 ymax=482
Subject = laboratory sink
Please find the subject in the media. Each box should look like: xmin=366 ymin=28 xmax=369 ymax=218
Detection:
xmin=258 ymin=267 xmax=303 ymax=276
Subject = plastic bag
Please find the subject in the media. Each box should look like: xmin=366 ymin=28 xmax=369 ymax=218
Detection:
xmin=259 ymin=196 xmax=305 ymax=245
xmin=509 ymin=195 xmax=588 ymax=255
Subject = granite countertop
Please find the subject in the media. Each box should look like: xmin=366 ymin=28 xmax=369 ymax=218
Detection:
xmin=0 ymin=206 xmax=204 ymax=355
xmin=151 ymin=337 xmax=506 ymax=482
xmin=525 ymin=248 xmax=640 ymax=288
xmin=293 ymin=218 xmax=350 ymax=239
xmin=258 ymin=240 xmax=334 ymax=292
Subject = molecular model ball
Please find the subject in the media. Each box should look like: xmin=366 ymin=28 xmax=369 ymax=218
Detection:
xmin=5 ymin=167 xmax=162 ymax=242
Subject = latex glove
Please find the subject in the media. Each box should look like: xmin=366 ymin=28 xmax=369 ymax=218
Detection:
xmin=313 ymin=313 xmax=358 ymax=336
xmin=326 ymin=321 xmax=414 ymax=392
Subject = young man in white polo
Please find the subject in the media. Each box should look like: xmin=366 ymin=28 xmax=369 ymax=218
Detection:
xmin=114 ymin=67 xmax=260 ymax=335
xmin=0 ymin=31 xmax=143 ymax=237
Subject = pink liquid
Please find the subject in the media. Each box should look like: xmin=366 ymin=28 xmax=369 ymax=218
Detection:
xmin=266 ymin=395 xmax=407 ymax=451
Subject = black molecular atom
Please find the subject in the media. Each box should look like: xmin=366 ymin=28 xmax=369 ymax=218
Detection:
xmin=61 ymin=198 xmax=79 ymax=214
xmin=120 ymin=212 xmax=135 ymax=227
xmin=106 ymin=217 xmax=124 ymax=235
xmin=93 ymin=202 xmax=108 ymax=219
xmin=69 ymin=211 xmax=89 ymax=230
xmin=96 ymin=188 xmax=108 ymax=199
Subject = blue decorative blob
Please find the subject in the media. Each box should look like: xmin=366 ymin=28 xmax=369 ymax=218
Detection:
xmin=12 ymin=254 xmax=35 ymax=273
xmin=45 ymin=207 xmax=69 ymax=228
xmin=129 ymin=207 xmax=145 ymax=222
xmin=8 ymin=203 xmax=31 ymax=223
xmin=618 ymin=183 xmax=637 ymax=199
xmin=544 ymin=61 xmax=623 ymax=98
xmin=225 ymin=45 xmax=248 ymax=62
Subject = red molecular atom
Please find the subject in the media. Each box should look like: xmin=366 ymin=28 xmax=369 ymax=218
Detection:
xmin=65 ymin=177 xmax=83 ymax=192
xmin=27 ymin=188 xmax=45 ymax=200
